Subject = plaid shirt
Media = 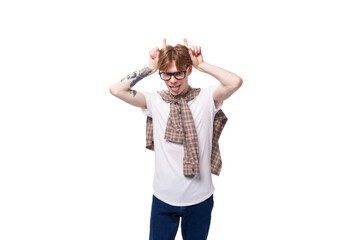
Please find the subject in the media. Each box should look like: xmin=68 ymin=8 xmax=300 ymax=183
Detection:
xmin=146 ymin=87 xmax=228 ymax=176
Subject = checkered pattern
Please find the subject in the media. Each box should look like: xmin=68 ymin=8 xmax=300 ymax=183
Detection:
xmin=210 ymin=109 xmax=228 ymax=176
xmin=146 ymin=87 xmax=227 ymax=176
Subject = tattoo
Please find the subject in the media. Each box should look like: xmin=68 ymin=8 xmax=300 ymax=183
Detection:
xmin=130 ymin=89 xmax=137 ymax=97
xmin=120 ymin=78 xmax=125 ymax=82
xmin=128 ymin=67 xmax=152 ymax=87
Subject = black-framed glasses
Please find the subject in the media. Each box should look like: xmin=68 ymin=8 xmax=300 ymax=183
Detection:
xmin=159 ymin=66 xmax=189 ymax=81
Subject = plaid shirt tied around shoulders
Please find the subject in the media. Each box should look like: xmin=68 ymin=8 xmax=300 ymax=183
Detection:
xmin=146 ymin=86 xmax=228 ymax=177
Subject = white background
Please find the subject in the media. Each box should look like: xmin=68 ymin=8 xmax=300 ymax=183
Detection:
xmin=1 ymin=0 xmax=359 ymax=239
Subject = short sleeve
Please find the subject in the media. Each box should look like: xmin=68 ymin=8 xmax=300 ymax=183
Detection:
xmin=208 ymin=85 xmax=223 ymax=114
xmin=141 ymin=92 xmax=155 ymax=117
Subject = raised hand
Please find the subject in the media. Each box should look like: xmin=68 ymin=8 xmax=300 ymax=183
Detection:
xmin=184 ymin=38 xmax=204 ymax=69
xmin=149 ymin=38 xmax=167 ymax=72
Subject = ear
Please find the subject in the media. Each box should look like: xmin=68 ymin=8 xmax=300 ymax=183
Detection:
xmin=187 ymin=65 xmax=193 ymax=76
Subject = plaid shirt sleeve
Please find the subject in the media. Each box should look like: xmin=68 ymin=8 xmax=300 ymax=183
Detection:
xmin=211 ymin=110 xmax=228 ymax=176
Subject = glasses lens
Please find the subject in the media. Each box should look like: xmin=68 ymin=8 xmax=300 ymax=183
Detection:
xmin=160 ymin=73 xmax=171 ymax=80
xmin=174 ymin=71 xmax=185 ymax=79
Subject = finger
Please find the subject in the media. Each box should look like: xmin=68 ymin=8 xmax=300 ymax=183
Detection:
xmin=196 ymin=46 xmax=201 ymax=56
xmin=191 ymin=45 xmax=197 ymax=56
xmin=162 ymin=38 xmax=166 ymax=49
xmin=149 ymin=47 xmax=158 ymax=59
xmin=193 ymin=46 xmax=198 ymax=55
xmin=149 ymin=49 xmax=154 ymax=58
xmin=156 ymin=48 xmax=160 ymax=58
xmin=184 ymin=38 xmax=189 ymax=48
xmin=188 ymin=47 xmax=193 ymax=56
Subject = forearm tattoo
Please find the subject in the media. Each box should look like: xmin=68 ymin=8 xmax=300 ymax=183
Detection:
xmin=127 ymin=67 xmax=152 ymax=87
xmin=129 ymin=89 xmax=137 ymax=97
xmin=120 ymin=67 xmax=152 ymax=97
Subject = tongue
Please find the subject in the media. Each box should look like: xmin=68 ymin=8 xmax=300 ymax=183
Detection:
xmin=171 ymin=86 xmax=180 ymax=93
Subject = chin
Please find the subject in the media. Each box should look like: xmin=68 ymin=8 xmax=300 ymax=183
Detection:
xmin=169 ymin=90 xmax=181 ymax=96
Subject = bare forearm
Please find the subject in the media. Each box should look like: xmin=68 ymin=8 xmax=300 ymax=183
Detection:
xmin=197 ymin=62 xmax=242 ymax=88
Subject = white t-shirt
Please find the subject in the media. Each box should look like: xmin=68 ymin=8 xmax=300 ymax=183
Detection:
xmin=142 ymin=86 xmax=222 ymax=206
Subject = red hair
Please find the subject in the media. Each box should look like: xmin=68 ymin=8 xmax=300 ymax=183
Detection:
xmin=158 ymin=44 xmax=191 ymax=71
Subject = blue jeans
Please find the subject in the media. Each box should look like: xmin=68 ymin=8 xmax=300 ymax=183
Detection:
xmin=149 ymin=195 xmax=214 ymax=240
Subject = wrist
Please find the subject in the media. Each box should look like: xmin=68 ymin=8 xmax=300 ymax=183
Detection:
xmin=196 ymin=62 xmax=208 ymax=73
xmin=148 ymin=65 xmax=158 ymax=74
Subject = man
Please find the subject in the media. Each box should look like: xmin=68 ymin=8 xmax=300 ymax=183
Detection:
xmin=109 ymin=38 xmax=242 ymax=240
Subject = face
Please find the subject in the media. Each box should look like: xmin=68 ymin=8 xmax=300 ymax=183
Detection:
xmin=161 ymin=60 xmax=191 ymax=96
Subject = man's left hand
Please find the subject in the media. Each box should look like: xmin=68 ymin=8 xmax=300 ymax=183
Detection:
xmin=184 ymin=38 xmax=204 ymax=70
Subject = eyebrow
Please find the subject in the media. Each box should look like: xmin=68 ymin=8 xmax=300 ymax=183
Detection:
xmin=164 ymin=70 xmax=184 ymax=73
xmin=161 ymin=65 xmax=188 ymax=73
xmin=166 ymin=68 xmax=188 ymax=73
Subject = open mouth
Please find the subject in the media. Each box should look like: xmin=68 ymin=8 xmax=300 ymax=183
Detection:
xmin=169 ymin=84 xmax=181 ymax=92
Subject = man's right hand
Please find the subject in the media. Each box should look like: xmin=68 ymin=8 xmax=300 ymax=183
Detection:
xmin=149 ymin=38 xmax=166 ymax=72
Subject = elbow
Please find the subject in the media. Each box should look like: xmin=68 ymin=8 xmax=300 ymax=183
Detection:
xmin=109 ymin=85 xmax=128 ymax=100
xmin=233 ymin=76 xmax=243 ymax=90
xmin=109 ymin=85 xmax=122 ymax=98
xmin=109 ymin=86 xmax=116 ymax=96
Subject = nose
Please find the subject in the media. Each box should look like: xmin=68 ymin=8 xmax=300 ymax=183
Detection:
xmin=169 ymin=75 xmax=178 ymax=84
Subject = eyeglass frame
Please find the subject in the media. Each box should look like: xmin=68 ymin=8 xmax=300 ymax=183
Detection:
xmin=158 ymin=65 xmax=190 ymax=81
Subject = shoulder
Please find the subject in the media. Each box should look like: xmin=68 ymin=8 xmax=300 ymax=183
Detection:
xmin=196 ymin=85 xmax=217 ymax=99
xmin=190 ymin=86 xmax=219 ymax=110
xmin=143 ymin=91 xmax=164 ymax=103
xmin=142 ymin=91 xmax=166 ymax=117
xmin=201 ymin=85 xmax=223 ymax=112
xmin=143 ymin=90 xmax=170 ymax=109
xmin=143 ymin=91 xmax=158 ymax=98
